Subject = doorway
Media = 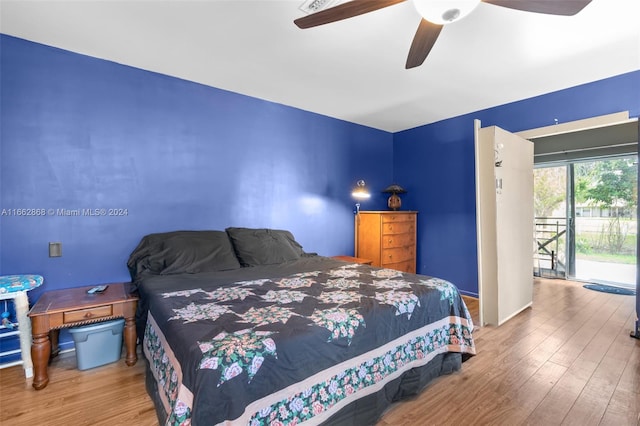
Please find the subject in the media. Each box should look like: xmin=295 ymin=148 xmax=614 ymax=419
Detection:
xmin=534 ymin=156 xmax=638 ymax=288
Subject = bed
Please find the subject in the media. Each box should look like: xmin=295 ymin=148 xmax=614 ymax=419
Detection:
xmin=128 ymin=228 xmax=476 ymax=425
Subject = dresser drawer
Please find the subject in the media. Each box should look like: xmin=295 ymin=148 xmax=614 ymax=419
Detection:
xmin=381 ymin=259 xmax=415 ymax=273
xmin=382 ymin=233 xmax=415 ymax=249
xmin=382 ymin=221 xmax=415 ymax=235
xmin=63 ymin=305 xmax=113 ymax=323
xmin=382 ymin=214 xmax=415 ymax=224
xmin=382 ymin=247 xmax=415 ymax=264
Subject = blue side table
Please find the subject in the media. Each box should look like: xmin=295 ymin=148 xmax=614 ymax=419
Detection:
xmin=0 ymin=275 xmax=44 ymax=378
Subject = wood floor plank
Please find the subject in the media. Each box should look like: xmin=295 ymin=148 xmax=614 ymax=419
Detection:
xmin=524 ymin=357 xmax=599 ymax=425
xmin=0 ymin=349 xmax=155 ymax=425
xmin=564 ymin=302 xmax=636 ymax=422
xmin=489 ymin=360 xmax=568 ymax=425
xmin=600 ymin=388 xmax=640 ymax=426
xmin=617 ymin=347 xmax=640 ymax=392
xmin=549 ymin=294 xmax=621 ymax=367
xmin=562 ymin=354 xmax=628 ymax=426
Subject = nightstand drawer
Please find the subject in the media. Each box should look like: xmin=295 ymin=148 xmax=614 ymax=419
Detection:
xmin=63 ymin=305 xmax=113 ymax=323
xmin=382 ymin=221 xmax=415 ymax=235
xmin=382 ymin=233 xmax=415 ymax=248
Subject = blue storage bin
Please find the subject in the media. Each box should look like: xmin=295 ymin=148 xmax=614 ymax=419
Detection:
xmin=69 ymin=319 xmax=124 ymax=370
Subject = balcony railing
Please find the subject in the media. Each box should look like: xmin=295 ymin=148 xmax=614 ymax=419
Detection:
xmin=534 ymin=217 xmax=567 ymax=278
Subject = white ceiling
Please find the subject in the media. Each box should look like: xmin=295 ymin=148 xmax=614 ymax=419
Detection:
xmin=1 ymin=0 xmax=639 ymax=132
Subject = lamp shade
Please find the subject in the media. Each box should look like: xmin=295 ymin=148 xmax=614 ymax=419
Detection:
xmin=382 ymin=184 xmax=407 ymax=210
xmin=382 ymin=184 xmax=407 ymax=194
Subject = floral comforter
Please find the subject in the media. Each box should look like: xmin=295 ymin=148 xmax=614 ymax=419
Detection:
xmin=138 ymin=257 xmax=476 ymax=425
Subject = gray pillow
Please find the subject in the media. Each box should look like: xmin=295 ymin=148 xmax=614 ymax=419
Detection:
xmin=225 ymin=227 xmax=304 ymax=266
xmin=159 ymin=231 xmax=241 ymax=274
xmin=127 ymin=230 xmax=241 ymax=278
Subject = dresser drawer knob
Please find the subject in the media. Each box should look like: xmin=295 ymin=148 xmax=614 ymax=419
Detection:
xmin=388 ymin=239 xmax=393 ymax=243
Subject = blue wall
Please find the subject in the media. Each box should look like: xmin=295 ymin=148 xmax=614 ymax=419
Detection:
xmin=0 ymin=35 xmax=392 ymax=303
xmin=394 ymin=70 xmax=640 ymax=296
xmin=1 ymin=33 xmax=638 ymax=331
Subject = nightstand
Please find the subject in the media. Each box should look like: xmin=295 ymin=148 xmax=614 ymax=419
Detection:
xmin=331 ymin=255 xmax=373 ymax=265
xmin=28 ymin=282 xmax=138 ymax=390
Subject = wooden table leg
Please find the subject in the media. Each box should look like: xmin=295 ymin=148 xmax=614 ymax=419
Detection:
xmin=123 ymin=315 xmax=137 ymax=366
xmin=31 ymin=331 xmax=51 ymax=390
xmin=49 ymin=329 xmax=60 ymax=361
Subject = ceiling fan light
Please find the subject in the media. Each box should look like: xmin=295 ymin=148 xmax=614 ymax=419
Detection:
xmin=412 ymin=0 xmax=481 ymax=25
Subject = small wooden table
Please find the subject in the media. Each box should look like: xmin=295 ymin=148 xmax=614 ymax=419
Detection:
xmin=331 ymin=255 xmax=373 ymax=265
xmin=28 ymin=282 xmax=138 ymax=390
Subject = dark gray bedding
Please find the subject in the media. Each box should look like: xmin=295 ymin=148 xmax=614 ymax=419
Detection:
xmin=134 ymin=256 xmax=476 ymax=425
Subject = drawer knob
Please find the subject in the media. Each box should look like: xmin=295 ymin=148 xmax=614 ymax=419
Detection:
xmin=84 ymin=312 xmax=93 ymax=318
xmin=388 ymin=239 xmax=393 ymax=243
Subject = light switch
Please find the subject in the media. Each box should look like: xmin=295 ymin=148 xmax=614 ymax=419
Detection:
xmin=49 ymin=242 xmax=62 ymax=257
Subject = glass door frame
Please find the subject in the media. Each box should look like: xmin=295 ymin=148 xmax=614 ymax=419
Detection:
xmin=566 ymin=163 xmax=576 ymax=278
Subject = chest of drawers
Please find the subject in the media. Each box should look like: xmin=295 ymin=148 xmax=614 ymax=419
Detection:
xmin=354 ymin=211 xmax=417 ymax=273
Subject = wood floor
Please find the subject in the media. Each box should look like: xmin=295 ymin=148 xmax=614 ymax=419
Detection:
xmin=1 ymin=278 xmax=638 ymax=425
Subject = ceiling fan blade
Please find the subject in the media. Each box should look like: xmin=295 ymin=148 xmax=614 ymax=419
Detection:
xmin=294 ymin=0 xmax=407 ymax=29
xmin=482 ymin=0 xmax=592 ymax=16
xmin=406 ymin=19 xmax=443 ymax=69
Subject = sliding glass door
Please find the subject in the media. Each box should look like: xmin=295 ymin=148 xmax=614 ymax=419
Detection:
xmin=534 ymin=155 xmax=637 ymax=288
xmin=572 ymin=156 xmax=637 ymax=287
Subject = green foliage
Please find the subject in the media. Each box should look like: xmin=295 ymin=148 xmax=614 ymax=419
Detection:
xmin=574 ymin=158 xmax=637 ymax=212
xmin=533 ymin=167 xmax=565 ymax=217
xmin=576 ymin=251 xmax=637 ymax=265
xmin=600 ymin=217 xmax=629 ymax=252
xmin=576 ymin=236 xmax=592 ymax=254
xmin=575 ymin=223 xmax=637 ymax=261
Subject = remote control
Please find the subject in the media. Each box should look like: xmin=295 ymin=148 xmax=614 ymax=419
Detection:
xmin=87 ymin=285 xmax=108 ymax=294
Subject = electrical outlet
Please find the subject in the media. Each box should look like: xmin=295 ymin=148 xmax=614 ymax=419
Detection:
xmin=49 ymin=242 xmax=62 ymax=257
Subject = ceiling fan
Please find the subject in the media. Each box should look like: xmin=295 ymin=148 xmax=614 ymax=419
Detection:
xmin=294 ymin=0 xmax=592 ymax=69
